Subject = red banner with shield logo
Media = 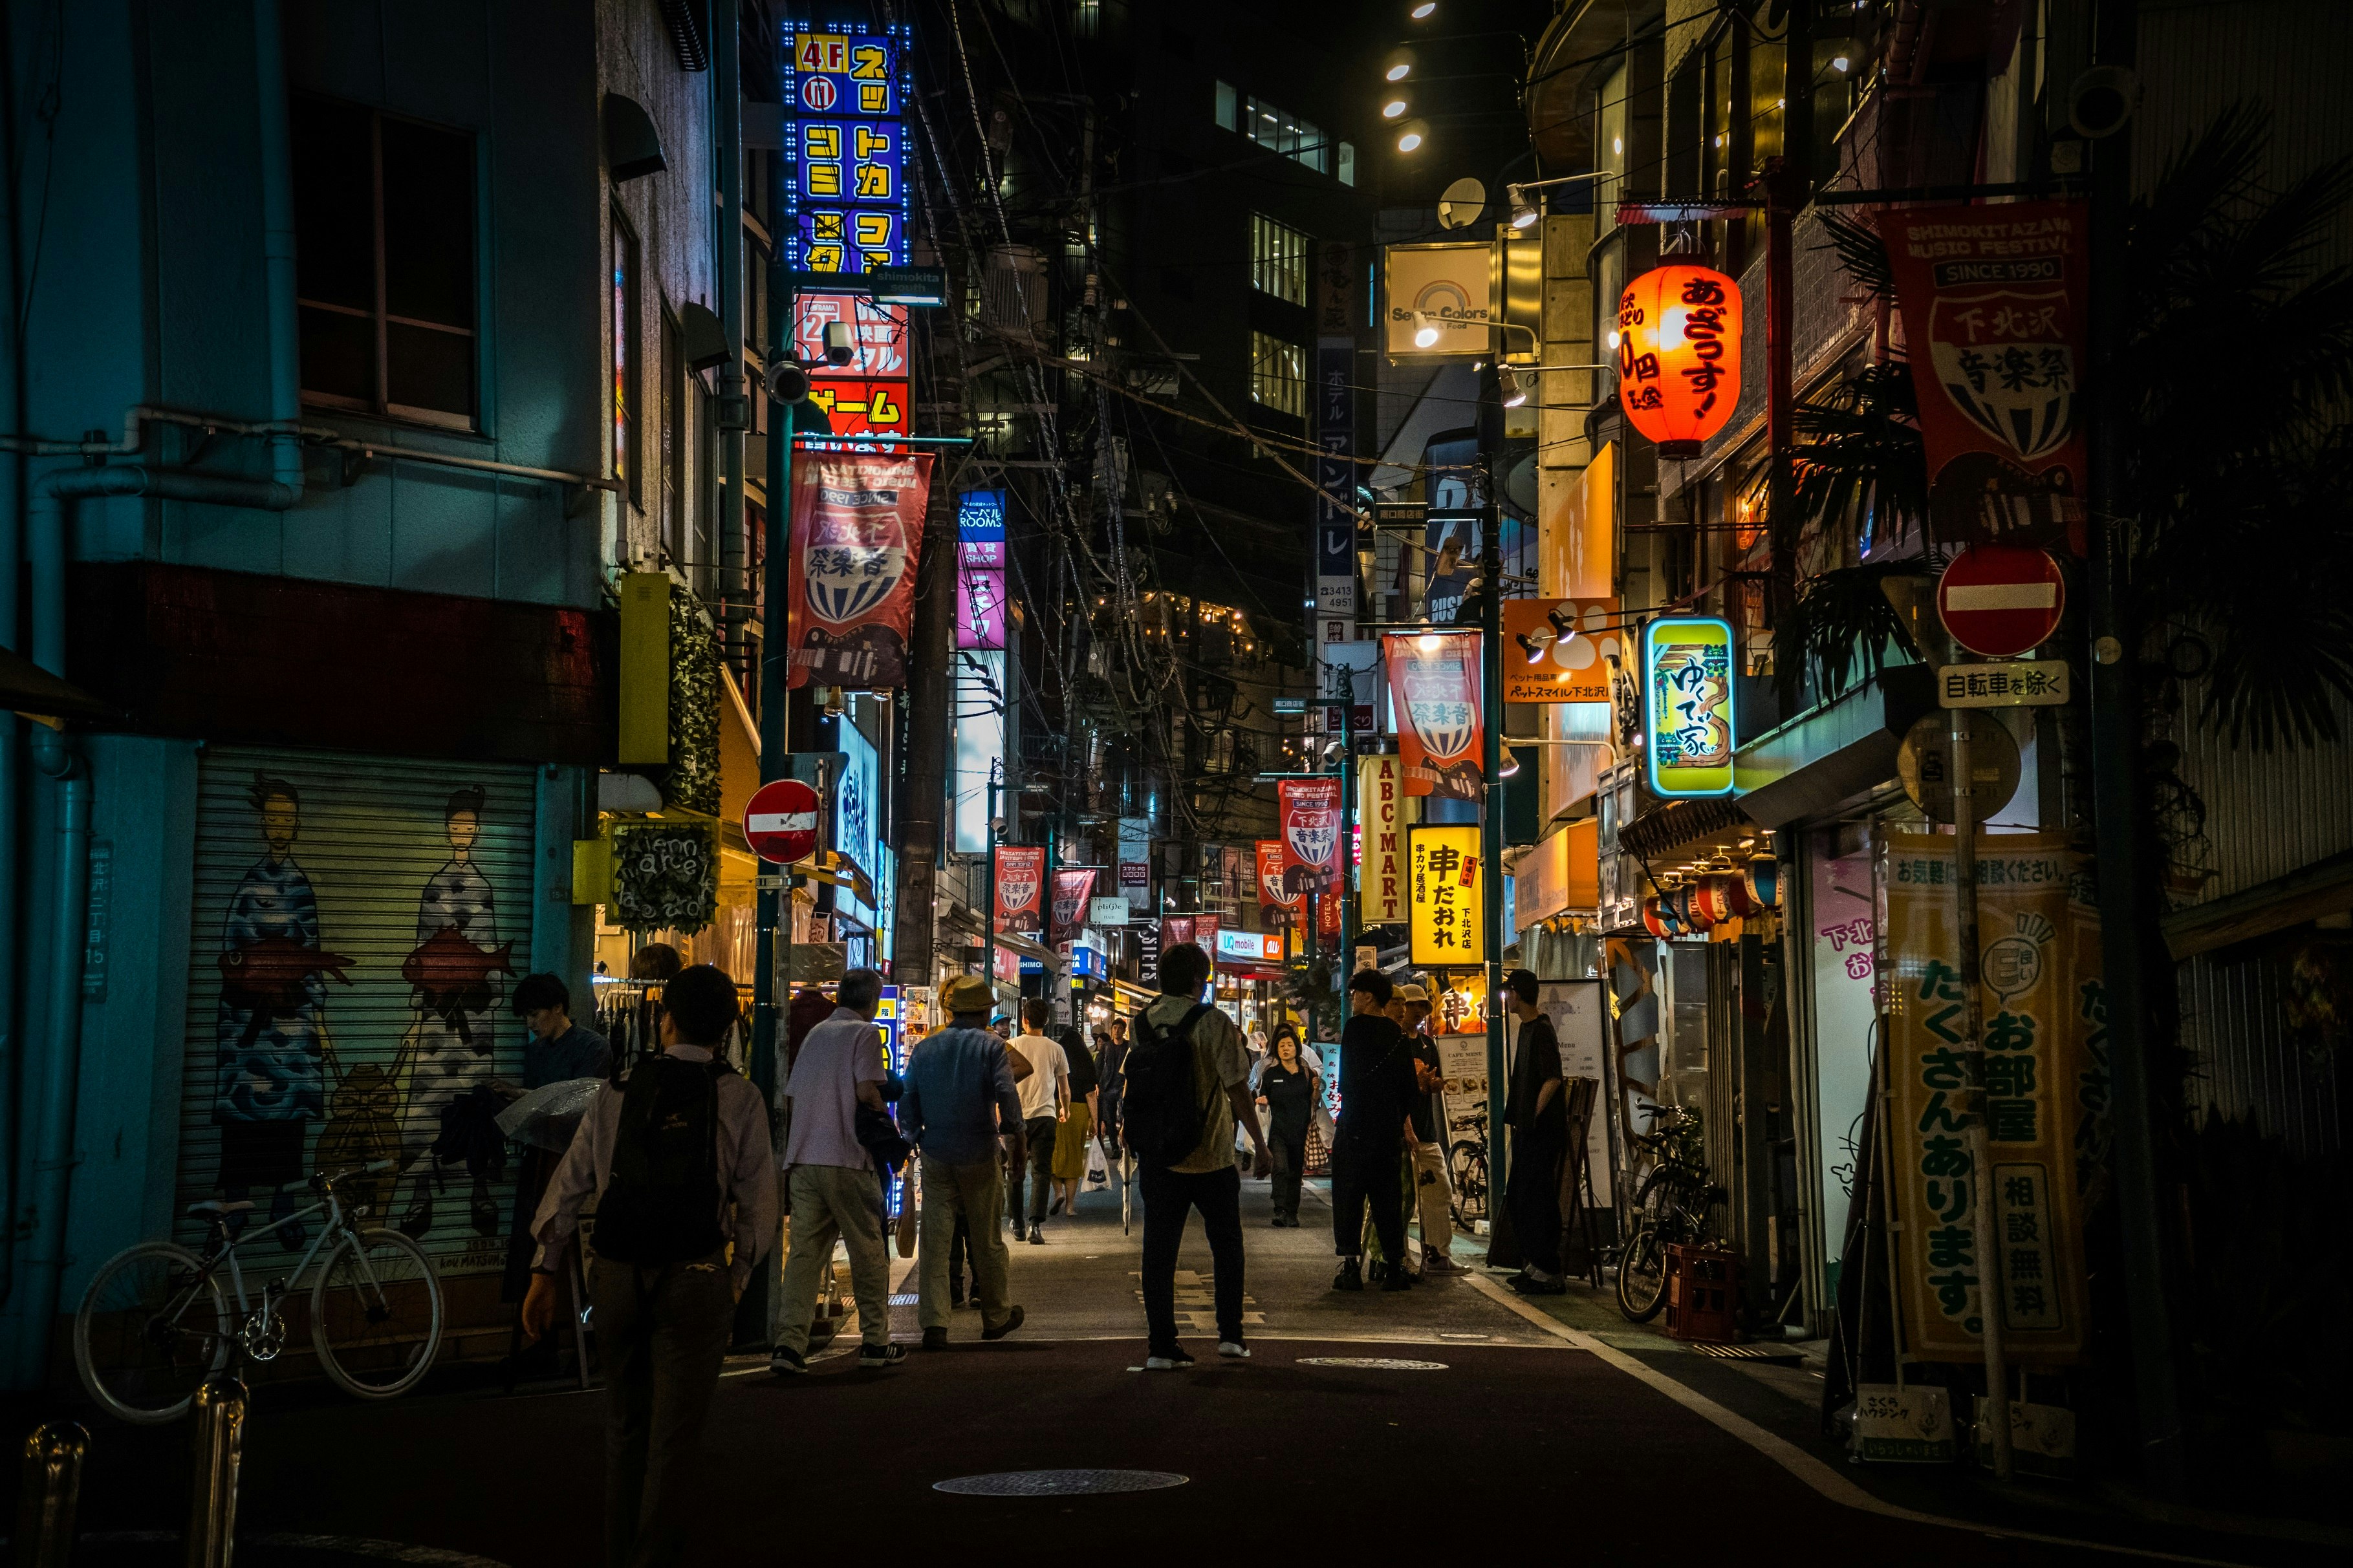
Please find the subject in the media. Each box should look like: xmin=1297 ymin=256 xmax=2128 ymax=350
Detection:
xmin=1257 ymin=840 xmax=1299 ymax=929
xmin=788 ymin=449 xmax=935 ymax=688
xmin=1278 ymin=779 xmax=1344 ymax=899
xmin=1878 ymin=202 xmax=2089 ymax=555
xmin=1049 ymin=868 xmax=1097 ymax=945
xmin=1383 ymin=632 xmax=1484 ymax=800
xmin=995 ymin=846 xmax=1045 ymax=930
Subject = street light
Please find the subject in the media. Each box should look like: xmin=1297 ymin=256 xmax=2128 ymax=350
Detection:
xmin=1382 ymin=95 xmax=1410 ymax=119
xmin=1395 ymin=118 xmax=1429 ymax=153
xmin=1383 ymin=46 xmax=1417 ymax=81
xmin=1507 ymin=184 xmax=1539 ymax=228
xmin=1411 ymin=309 xmax=1442 ymax=349
xmin=1411 ymin=2 xmax=1437 ymax=17
xmin=1501 ymin=366 xmax=1531 ymax=407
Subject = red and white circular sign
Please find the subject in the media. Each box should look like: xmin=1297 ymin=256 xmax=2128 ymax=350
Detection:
xmin=1936 ymin=544 xmax=2066 ymax=658
xmin=743 ymin=778 xmax=820 ymax=865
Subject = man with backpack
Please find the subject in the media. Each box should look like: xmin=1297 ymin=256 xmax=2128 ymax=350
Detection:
xmin=523 ymin=964 xmax=776 ymax=1568
xmin=1125 ymin=941 xmax=1270 ymax=1369
xmin=770 ymin=967 xmax=905 ymax=1375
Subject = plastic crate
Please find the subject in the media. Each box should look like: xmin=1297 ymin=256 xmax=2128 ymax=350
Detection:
xmin=1663 ymin=1243 xmax=1740 ymax=1343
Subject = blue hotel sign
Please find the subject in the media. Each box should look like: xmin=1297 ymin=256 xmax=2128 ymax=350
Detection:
xmin=782 ymin=23 xmax=912 ymax=275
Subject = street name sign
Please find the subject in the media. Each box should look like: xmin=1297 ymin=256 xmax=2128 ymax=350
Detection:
xmin=1938 ymin=660 xmax=2072 ymax=709
xmin=1936 ymin=544 xmax=2065 ymax=658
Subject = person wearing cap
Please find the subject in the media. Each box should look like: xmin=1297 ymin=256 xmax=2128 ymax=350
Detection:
xmin=901 ymin=974 xmax=1029 ymax=1347
xmin=1396 ymin=982 xmax=1460 ymax=1276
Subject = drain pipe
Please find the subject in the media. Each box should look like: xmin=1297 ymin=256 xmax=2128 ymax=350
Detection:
xmin=253 ymin=0 xmax=304 ymax=494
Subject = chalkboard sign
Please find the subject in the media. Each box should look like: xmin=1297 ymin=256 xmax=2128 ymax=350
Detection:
xmin=609 ymin=820 xmax=717 ymax=935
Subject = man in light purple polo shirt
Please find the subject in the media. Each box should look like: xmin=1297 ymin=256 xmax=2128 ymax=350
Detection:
xmin=770 ymin=968 xmax=904 ymax=1374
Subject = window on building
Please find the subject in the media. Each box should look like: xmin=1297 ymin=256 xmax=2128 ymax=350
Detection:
xmin=1218 ymin=87 xmax=1344 ymax=182
xmin=613 ymin=211 xmax=640 ymax=510
xmin=1339 ymin=141 xmax=1356 ymax=188
xmin=1250 ymin=214 xmax=1308 ymax=306
xmin=293 ymin=96 xmax=477 ymax=429
xmin=1250 ymin=331 xmax=1305 ymax=418
xmin=661 ymin=306 xmax=686 ymax=565
xmin=1215 ymin=81 xmax=1238 ymax=132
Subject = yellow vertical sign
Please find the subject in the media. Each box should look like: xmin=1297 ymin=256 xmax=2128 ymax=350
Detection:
xmin=618 ymin=572 xmax=672 ymax=764
xmin=1359 ymin=754 xmax=1418 ymax=925
xmin=1407 ymin=824 xmax=1484 ymax=967
xmin=1882 ymin=830 xmax=2098 ymax=1364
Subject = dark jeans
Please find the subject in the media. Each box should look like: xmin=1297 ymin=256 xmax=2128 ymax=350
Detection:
xmin=1007 ymin=1115 xmax=1058 ymax=1224
xmin=1508 ymin=1132 xmax=1567 ymax=1275
xmin=1329 ymin=1141 xmax=1405 ymax=1260
xmin=1139 ymin=1163 xmax=1245 ymax=1352
xmin=1097 ymin=1097 xmax=1122 ymax=1156
xmin=1268 ymin=1124 xmax=1307 ymax=1218
xmin=590 ymin=1251 xmax=737 ymax=1568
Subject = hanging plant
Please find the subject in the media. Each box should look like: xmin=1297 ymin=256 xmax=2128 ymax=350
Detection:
xmin=609 ymin=819 xmax=717 ymax=936
xmin=664 ymin=587 xmax=722 ymax=816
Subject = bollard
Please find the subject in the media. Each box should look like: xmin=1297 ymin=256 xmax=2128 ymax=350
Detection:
xmin=184 ymin=1373 xmax=246 ymax=1568
xmin=15 ymin=1421 xmax=87 ymax=1568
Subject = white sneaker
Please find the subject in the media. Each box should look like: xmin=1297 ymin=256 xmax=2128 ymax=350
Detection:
xmin=1144 ymin=1346 xmax=1196 ymax=1370
xmin=1217 ymin=1340 xmax=1250 ymax=1359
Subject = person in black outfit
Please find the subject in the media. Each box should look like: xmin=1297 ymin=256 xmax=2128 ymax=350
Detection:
xmin=1254 ymin=1033 xmax=1319 ymax=1227
xmin=1502 ymin=969 xmax=1570 ymax=1294
xmin=1329 ymin=969 xmax=1421 ymax=1292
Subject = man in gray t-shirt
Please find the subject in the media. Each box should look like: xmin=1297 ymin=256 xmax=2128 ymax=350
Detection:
xmin=771 ymin=969 xmax=904 ymax=1374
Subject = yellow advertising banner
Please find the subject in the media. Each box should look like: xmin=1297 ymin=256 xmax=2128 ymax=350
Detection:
xmin=1408 ymin=824 xmax=1485 ymax=966
xmin=1358 ymin=755 xmax=1418 ymax=925
xmin=1882 ymin=831 xmax=2103 ymax=1364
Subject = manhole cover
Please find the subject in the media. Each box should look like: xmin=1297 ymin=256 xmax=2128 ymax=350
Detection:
xmin=935 ymin=1470 xmax=1189 ymax=1497
xmin=1296 ymin=1357 xmax=1448 ymax=1371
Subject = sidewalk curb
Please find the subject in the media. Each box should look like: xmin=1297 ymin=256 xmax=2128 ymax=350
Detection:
xmin=1460 ymin=1270 xmax=2262 ymax=1568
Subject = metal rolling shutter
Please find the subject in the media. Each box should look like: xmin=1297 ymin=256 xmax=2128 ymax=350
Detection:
xmin=179 ymin=746 xmax=538 ymax=1285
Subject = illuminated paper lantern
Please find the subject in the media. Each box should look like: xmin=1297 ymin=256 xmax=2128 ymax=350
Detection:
xmin=1642 ymin=896 xmax=1678 ymax=939
xmin=1616 ymin=263 xmax=1742 ymax=458
xmin=1744 ymin=853 xmax=1780 ymax=909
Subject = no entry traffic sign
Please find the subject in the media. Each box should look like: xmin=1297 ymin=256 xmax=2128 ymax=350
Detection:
xmin=744 ymin=778 xmax=819 ymax=865
xmin=1936 ymin=544 xmax=2065 ymax=659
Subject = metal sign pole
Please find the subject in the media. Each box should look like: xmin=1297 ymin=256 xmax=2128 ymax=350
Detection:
xmin=1949 ymin=710 xmax=2013 ymax=1479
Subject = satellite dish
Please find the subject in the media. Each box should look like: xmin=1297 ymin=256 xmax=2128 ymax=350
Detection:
xmin=1437 ymin=177 xmax=1488 ymax=230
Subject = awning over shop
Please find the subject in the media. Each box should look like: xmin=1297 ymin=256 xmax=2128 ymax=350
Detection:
xmin=1732 ymin=663 xmax=1936 ymax=828
xmin=993 ymin=930 xmax=1057 ymax=965
xmin=1619 ymin=795 xmax=1753 ymax=863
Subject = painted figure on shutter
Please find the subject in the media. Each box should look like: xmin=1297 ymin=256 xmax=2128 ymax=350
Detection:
xmin=213 ymin=773 xmax=347 ymax=1249
xmin=396 ymin=787 xmax=516 ymax=1240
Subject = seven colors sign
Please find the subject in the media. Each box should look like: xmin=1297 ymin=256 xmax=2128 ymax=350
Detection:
xmin=1642 ymin=616 xmax=1736 ymax=798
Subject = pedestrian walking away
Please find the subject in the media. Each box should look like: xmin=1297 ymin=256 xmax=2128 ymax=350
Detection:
xmin=1396 ymin=983 xmax=1459 ymax=1275
xmin=1253 ymin=1033 xmax=1319 ymax=1228
xmin=1004 ymin=999 xmax=1069 ymax=1243
xmin=1050 ymin=1019 xmax=1100 ymax=1216
xmin=1125 ymin=943 xmax=1270 ymax=1369
xmin=770 ymin=968 xmax=906 ymax=1375
xmin=901 ymin=974 xmax=1028 ymax=1349
xmin=1328 ymin=969 xmax=1419 ymax=1293
xmin=523 ymin=965 xmax=776 ymax=1568
xmin=1502 ymin=969 xmax=1569 ymax=1296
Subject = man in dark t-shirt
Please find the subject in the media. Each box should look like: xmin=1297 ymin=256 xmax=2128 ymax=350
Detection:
xmin=1330 ymin=969 xmax=1420 ymax=1293
xmin=1502 ymin=969 xmax=1568 ymax=1293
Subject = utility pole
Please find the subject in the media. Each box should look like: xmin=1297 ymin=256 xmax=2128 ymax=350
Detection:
xmin=2081 ymin=0 xmax=2184 ymax=1490
xmin=1477 ymin=358 xmax=1507 ymax=1197
xmin=896 ymin=339 xmax=960 ymax=989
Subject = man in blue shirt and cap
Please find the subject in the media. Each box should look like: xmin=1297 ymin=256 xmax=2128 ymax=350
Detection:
xmin=901 ymin=973 xmax=1028 ymax=1349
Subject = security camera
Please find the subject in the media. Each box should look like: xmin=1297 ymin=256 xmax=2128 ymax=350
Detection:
xmin=823 ymin=321 xmax=856 ymax=365
xmin=2068 ymin=66 xmax=2138 ymax=140
xmin=767 ymin=359 xmax=810 ymax=404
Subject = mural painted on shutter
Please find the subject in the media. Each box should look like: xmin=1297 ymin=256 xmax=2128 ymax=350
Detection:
xmin=179 ymin=747 xmax=537 ymax=1285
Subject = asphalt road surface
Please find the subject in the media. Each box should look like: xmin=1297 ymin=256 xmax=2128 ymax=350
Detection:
xmin=13 ymin=1168 xmax=2321 ymax=1565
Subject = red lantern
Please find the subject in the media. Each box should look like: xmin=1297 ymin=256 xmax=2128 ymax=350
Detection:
xmin=1616 ymin=263 xmax=1742 ymax=458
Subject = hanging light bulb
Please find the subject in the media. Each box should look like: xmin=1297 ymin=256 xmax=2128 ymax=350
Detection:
xmin=1394 ymin=117 xmax=1429 ymax=153
xmin=1382 ymin=96 xmax=1409 ymax=119
xmin=1416 ymin=632 xmax=1443 ymax=652
xmin=1383 ymin=47 xmax=1417 ymax=81
xmin=1411 ymin=1 xmax=1437 ymax=17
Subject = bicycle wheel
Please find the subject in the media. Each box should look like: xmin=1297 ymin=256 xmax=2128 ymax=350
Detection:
xmin=312 ymin=1228 xmax=443 ymax=1399
xmin=1614 ymin=1170 xmax=1683 ymax=1322
xmin=74 ymin=1241 xmax=230 ymax=1424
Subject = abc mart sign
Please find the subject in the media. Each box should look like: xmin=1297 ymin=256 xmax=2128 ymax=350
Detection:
xmin=1383 ymin=242 xmax=1493 ymax=358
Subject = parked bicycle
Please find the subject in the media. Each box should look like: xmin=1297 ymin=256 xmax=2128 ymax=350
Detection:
xmin=1614 ymin=1104 xmax=1722 ymax=1322
xmin=75 ymin=1159 xmax=445 ymax=1424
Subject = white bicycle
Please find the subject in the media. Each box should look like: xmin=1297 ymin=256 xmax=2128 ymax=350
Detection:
xmin=74 ymin=1159 xmax=444 ymax=1424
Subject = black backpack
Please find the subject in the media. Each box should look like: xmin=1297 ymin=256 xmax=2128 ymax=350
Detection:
xmin=592 ymin=1055 xmax=733 ymax=1265
xmin=1122 ymin=1004 xmax=1214 ymax=1168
